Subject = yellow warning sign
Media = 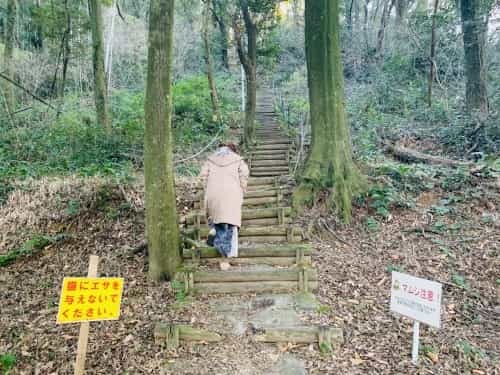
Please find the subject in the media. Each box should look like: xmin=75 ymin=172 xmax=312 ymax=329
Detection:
xmin=56 ymin=277 xmax=124 ymax=324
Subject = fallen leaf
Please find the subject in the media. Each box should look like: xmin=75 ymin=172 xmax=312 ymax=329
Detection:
xmin=123 ymin=334 xmax=134 ymax=344
xmin=426 ymin=351 xmax=438 ymax=363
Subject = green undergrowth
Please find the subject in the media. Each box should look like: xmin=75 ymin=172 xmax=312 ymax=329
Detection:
xmin=0 ymin=235 xmax=57 ymax=267
xmin=0 ymin=353 xmax=16 ymax=375
xmin=0 ymin=74 xmax=239 ymax=204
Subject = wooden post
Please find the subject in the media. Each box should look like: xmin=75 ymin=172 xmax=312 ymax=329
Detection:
xmin=166 ymin=325 xmax=180 ymax=350
xmin=296 ymin=247 xmax=304 ymax=265
xmin=74 ymin=255 xmax=99 ymax=375
xmin=278 ymin=207 xmax=285 ymax=226
xmin=299 ymin=267 xmax=309 ymax=292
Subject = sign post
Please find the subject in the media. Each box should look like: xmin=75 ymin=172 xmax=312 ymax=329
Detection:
xmin=57 ymin=255 xmax=124 ymax=375
xmin=390 ymin=272 xmax=442 ymax=365
xmin=75 ymin=255 xmax=99 ymax=375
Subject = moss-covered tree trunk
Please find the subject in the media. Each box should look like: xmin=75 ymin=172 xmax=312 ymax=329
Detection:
xmin=3 ymin=0 xmax=17 ymax=114
xmin=202 ymin=1 xmax=221 ymax=123
xmin=293 ymin=0 xmax=364 ymax=223
xmin=144 ymin=0 xmax=181 ymax=281
xmin=460 ymin=0 xmax=489 ymax=113
xmin=89 ymin=0 xmax=110 ymax=132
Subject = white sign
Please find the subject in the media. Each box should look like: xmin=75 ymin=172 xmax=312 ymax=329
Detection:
xmin=390 ymin=271 xmax=442 ymax=328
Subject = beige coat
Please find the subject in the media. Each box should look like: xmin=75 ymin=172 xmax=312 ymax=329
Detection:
xmin=200 ymin=147 xmax=249 ymax=227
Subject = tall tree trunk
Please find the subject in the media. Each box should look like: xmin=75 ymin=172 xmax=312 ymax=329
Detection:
xmin=60 ymin=0 xmax=71 ymax=98
xmin=460 ymin=0 xmax=488 ymax=113
xmin=144 ymin=0 xmax=181 ymax=281
xmin=395 ymin=0 xmax=407 ymax=29
xmin=345 ymin=0 xmax=354 ymax=40
xmin=376 ymin=0 xmax=395 ymax=60
xmin=293 ymin=0 xmax=364 ymax=222
xmin=235 ymin=0 xmax=257 ymax=148
xmin=89 ymin=0 xmax=111 ymax=131
xmin=212 ymin=0 xmax=230 ymax=70
xmin=203 ymin=1 xmax=221 ymax=122
xmin=427 ymin=0 xmax=439 ymax=107
xmin=3 ymin=0 xmax=17 ymax=114
xmin=363 ymin=0 xmax=370 ymax=51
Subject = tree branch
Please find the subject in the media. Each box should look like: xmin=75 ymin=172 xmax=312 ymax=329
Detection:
xmin=0 ymin=73 xmax=59 ymax=112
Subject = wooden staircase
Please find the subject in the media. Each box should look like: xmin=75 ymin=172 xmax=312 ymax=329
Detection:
xmin=157 ymin=89 xmax=343 ymax=354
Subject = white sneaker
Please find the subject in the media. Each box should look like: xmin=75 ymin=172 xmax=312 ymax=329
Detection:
xmin=220 ymin=262 xmax=231 ymax=271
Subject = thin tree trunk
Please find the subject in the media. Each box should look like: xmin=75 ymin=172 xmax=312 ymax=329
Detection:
xmin=89 ymin=0 xmax=111 ymax=131
xmin=395 ymin=0 xmax=407 ymax=29
xmin=235 ymin=1 xmax=257 ymax=148
xmin=363 ymin=0 xmax=370 ymax=51
xmin=203 ymin=1 xmax=221 ymax=122
xmin=376 ymin=0 xmax=396 ymax=60
xmin=144 ymin=0 xmax=181 ymax=281
xmin=427 ymin=0 xmax=439 ymax=107
xmin=293 ymin=0 xmax=364 ymax=222
xmin=459 ymin=0 xmax=489 ymax=113
xmin=212 ymin=0 xmax=230 ymax=70
xmin=3 ymin=0 xmax=17 ymax=113
xmin=60 ymin=0 xmax=71 ymax=98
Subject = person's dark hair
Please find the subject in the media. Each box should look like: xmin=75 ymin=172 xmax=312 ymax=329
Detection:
xmin=226 ymin=143 xmax=238 ymax=154
xmin=218 ymin=142 xmax=238 ymax=154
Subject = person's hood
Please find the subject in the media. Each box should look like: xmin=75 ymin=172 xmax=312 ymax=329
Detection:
xmin=207 ymin=148 xmax=243 ymax=167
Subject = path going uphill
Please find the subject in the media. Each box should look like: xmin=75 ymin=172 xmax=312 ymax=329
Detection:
xmin=155 ymin=89 xmax=343 ymax=371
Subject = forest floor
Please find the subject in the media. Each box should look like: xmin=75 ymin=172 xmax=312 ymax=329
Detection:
xmin=0 ymin=172 xmax=498 ymax=374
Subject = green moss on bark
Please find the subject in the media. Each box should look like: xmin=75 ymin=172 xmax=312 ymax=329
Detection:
xmin=144 ymin=0 xmax=181 ymax=281
xmin=293 ymin=0 xmax=366 ymax=223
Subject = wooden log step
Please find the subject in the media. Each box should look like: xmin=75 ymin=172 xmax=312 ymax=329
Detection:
xmin=254 ymin=144 xmax=290 ymax=151
xmin=251 ymin=166 xmax=290 ymax=172
xmin=185 ymin=207 xmax=292 ymax=224
xmin=255 ymin=130 xmax=286 ymax=140
xmin=193 ymin=269 xmax=317 ymax=283
xmin=185 ymin=216 xmax=291 ymax=227
xmin=251 ymin=171 xmax=289 ymax=177
xmin=258 ymin=139 xmax=291 ymax=145
xmin=251 ymin=149 xmax=289 ymax=155
xmin=193 ymin=280 xmax=318 ymax=294
xmin=255 ymin=133 xmax=284 ymax=137
xmin=194 ymin=196 xmax=281 ymax=209
xmin=184 ymin=256 xmax=311 ymax=267
xmin=238 ymin=235 xmax=302 ymax=243
xmin=252 ymin=160 xmax=289 ymax=167
xmin=248 ymin=176 xmax=291 ymax=185
xmin=185 ymin=225 xmax=292 ymax=238
xmin=254 ymin=326 xmax=343 ymax=348
xmin=154 ymin=324 xmax=222 ymax=347
xmin=183 ymin=243 xmax=312 ymax=258
xmin=251 ymin=152 xmax=287 ymax=159
xmin=192 ymin=188 xmax=287 ymax=202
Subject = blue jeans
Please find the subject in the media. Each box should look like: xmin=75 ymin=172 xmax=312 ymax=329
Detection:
xmin=207 ymin=223 xmax=234 ymax=257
